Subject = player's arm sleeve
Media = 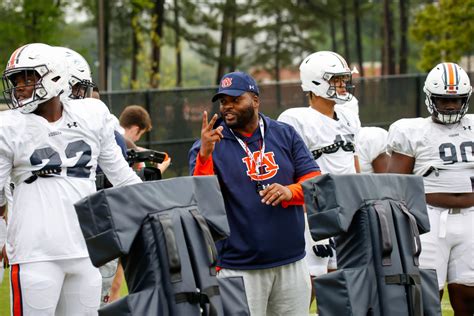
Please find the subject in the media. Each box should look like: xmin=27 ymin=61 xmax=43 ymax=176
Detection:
xmin=387 ymin=121 xmax=415 ymax=157
xmin=0 ymin=135 xmax=13 ymax=207
xmin=114 ymin=131 xmax=128 ymax=158
xmin=368 ymin=128 xmax=389 ymax=162
xmin=188 ymin=140 xmax=215 ymax=176
xmin=356 ymin=128 xmax=389 ymax=164
xmin=281 ymin=126 xmax=321 ymax=207
xmin=277 ymin=112 xmax=307 ymax=144
xmin=98 ymin=107 xmax=142 ymax=187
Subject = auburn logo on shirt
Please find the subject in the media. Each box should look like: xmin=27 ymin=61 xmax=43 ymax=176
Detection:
xmin=242 ymin=151 xmax=279 ymax=181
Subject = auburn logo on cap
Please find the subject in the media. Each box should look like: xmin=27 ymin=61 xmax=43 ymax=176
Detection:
xmin=221 ymin=77 xmax=232 ymax=88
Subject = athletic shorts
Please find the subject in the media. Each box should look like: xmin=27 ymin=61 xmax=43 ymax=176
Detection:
xmin=10 ymin=257 xmax=102 ymax=315
xmin=419 ymin=205 xmax=474 ymax=289
xmin=0 ymin=218 xmax=6 ymax=285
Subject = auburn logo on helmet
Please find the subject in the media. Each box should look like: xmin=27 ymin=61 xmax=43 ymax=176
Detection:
xmin=221 ymin=77 xmax=232 ymax=88
xmin=242 ymin=151 xmax=279 ymax=181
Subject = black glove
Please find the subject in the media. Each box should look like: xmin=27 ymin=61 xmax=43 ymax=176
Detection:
xmin=312 ymin=244 xmax=334 ymax=258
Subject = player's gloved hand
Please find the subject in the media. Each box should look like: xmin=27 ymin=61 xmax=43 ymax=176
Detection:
xmin=312 ymin=244 xmax=334 ymax=258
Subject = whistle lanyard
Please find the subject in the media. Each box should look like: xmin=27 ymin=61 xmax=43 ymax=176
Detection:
xmin=230 ymin=117 xmax=265 ymax=178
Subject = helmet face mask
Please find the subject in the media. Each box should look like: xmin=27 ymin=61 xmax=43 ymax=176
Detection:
xmin=2 ymin=65 xmax=57 ymax=114
xmin=325 ymin=73 xmax=355 ymax=103
xmin=300 ymin=51 xmax=355 ymax=104
xmin=424 ymin=62 xmax=472 ymax=124
xmin=70 ymin=79 xmax=94 ymax=99
xmin=57 ymin=47 xmax=94 ymax=100
xmin=2 ymin=43 xmax=68 ymax=114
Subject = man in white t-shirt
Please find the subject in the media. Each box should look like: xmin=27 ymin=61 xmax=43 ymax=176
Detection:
xmin=387 ymin=62 xmax=474 ymax=314
xmin=278 ymin=51 xmax=360 ymax=308
xmin=0 ymin=43 xmax=141 ymax=315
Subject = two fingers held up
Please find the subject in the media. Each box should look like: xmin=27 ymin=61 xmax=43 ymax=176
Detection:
xmin=200 ymin=111 xmax=224 ymax=159
xmin=199 ymin=111 xmax=292 ymax=207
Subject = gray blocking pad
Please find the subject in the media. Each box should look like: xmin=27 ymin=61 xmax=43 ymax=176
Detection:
xmin=303 ymin=174 xmax=441 ymax=316
xmin=302 ymin=174 xmax=430 ymax=241
xmin=74 ymin=176 xmax=249 ymax=316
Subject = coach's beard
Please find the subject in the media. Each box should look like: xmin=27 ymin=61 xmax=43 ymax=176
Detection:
xmin=221 ymin=106 xmax=255 ymax=131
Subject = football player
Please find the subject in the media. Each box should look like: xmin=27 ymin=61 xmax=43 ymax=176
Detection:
xmin=387 ymin=62 xmax=474 ymax=315
xmin=356 ymin=126 xmax=389 ymax=173
xmin=56 ymin=46 xmax=128 ymax=307
xmin=0 ymin=43 xmax=141 ymax=315
xmin=58 ymin=47 xmax=95 ymax=100
xmin=277 ymin=51 xmax=361 ymax=305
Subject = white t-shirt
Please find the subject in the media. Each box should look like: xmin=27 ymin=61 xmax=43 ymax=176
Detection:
xmin=0 ymin=98 xmax=141 ymax=264
xmin=278 ymin=106 xmax=361 ymax=175
xmin=356 ymin=127 xmax=388 ymax=173
xmin=388 ymin=115 xmax=474 ymax=194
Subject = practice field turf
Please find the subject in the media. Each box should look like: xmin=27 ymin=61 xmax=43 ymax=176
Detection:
xmin=0 ymin=268 xmax=455 ymax=315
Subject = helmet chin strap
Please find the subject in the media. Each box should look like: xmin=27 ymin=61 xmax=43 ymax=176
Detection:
xmin=321 ymin=92 xmax=352 ymax=105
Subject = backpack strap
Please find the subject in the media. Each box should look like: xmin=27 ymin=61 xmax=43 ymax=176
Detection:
xmin=157 ymin=213 xmax=182 ymax=282
xmin=373 ymin=201 xmax=393 ymax=266
xmin=190 ymin=209 xmax=218 ymax=275
xmin=397 ymin=202 xmax=422 ymax=266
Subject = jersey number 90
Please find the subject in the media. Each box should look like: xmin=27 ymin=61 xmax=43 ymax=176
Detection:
xmin=439 ymin=141 xmax=474 ymax=164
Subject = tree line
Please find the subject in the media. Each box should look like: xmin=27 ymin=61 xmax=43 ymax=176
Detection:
xmin=0 ymin=0 xmax=472 ymax=91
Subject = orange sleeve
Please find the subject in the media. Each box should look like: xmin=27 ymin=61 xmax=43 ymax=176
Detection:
xmin=193 ymin=153 xmax=215 ymax=176
xmin=281 ymin=170 xmax=321 ymax=208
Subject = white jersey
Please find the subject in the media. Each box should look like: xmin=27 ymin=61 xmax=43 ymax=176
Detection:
xmin=335 ymin=94 xmax=359 ymax=116
xmin=278 ymin=106 xmax=361 ymax=174
xmin=388 ymin=115 xmax=474 ymax=194
xmin=110 ymin=113 xmax=125 ymax=135
xmin=356 ymin=127 xmax=388 ymax=173
xmin=0 ymin=98 xmax=141 ymax=264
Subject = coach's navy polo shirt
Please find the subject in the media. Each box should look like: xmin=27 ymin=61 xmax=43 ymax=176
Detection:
xmin=189 ymin=114 xmax=319 ymax=270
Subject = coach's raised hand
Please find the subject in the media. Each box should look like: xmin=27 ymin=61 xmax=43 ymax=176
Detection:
xmin=199 ymin=111 xmax=224 ymax=160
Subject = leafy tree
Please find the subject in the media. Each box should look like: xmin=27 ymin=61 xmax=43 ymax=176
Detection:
xmin=0 ymin=0 xmax=67 ymax=64
xmin=353 ymin=0 xmax=365 ymax=76
xmin=411 ymin=0 xmax=474 ymax=71
xmin=382 ymin=0 xmax=396 ymax=74
xmin=398 ymin=0 xmax=409 ymax=74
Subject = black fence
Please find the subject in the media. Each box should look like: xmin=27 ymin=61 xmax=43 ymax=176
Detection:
xmin=2 ymin=73 xmax=471 ymax=177
xmin=100 ymin=73 xmax=436 ymax=177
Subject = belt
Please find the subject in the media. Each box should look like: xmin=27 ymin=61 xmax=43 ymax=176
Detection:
xmin=448 ymin=208 xmax=461 ymax=214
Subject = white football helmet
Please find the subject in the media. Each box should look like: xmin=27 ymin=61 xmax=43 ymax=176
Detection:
xmin=300 ymin=51 xmax=355 ymax=104
xmin=2 ymin=43 xmax=68 ymax=114
xmin=56 ymin=46 xmax=94 ymax=99
xmin=424 ymin=62 xmax=472 ymax=124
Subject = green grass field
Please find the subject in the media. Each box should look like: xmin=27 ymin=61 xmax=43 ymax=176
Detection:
xmin=0 ymin=268 xmax=455 ymax=315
